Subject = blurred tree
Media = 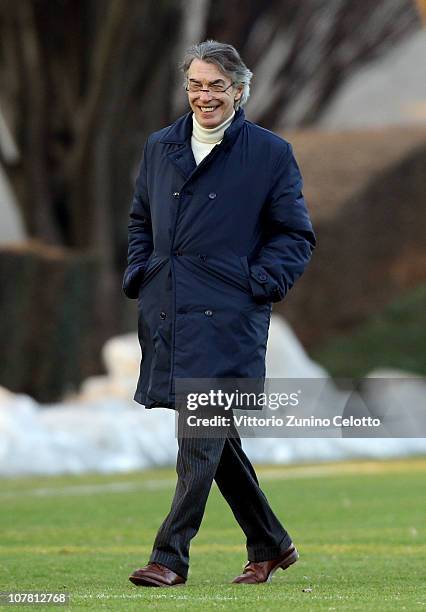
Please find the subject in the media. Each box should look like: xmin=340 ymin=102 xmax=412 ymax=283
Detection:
xmin=1 ymin=0 xmax=183 ymax=249
xmin=206 ymin=0 xmax=420 ymax=127
xmin=1 ymin=0 xmax=184 ymax=351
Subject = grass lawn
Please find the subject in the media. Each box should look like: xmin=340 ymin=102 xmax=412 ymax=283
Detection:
xmin=0 ymin=457 xmax=425 ymax=611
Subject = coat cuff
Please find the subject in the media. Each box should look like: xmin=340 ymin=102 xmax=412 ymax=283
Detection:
xmin=247 ymin=264 xmax=284 ymax=304
xmin=122 ymin=264 xmax=145 ymax=299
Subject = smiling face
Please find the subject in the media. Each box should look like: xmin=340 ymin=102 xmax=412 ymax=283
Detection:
xmin=186 ymin=59 xmax=243 ymax=128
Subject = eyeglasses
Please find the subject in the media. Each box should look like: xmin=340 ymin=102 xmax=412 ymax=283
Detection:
xmin=185 ymin=81 xmax=235 ymax=94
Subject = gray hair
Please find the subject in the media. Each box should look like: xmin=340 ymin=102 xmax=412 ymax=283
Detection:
xmin=180 ymin=40 xmax=253 ymax=109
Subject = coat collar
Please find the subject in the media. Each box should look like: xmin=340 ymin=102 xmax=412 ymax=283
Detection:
xmin=159 ymin=107 xmax=246 ymax=151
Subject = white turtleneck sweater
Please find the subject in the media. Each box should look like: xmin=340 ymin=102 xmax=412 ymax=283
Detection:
xmin=191 ymin=110 xmax=235 ymax=165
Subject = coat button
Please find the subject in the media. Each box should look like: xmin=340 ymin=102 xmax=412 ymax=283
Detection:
xmin=204 ymin=309 xmax=213 ymax=316
xmin=173 ymin=192 xmax=180 ymax=198
xmin=198 ymin=253 xmax=207 ymax=261
xmin=160 ymin=311 xmax=167 ymax=319
xmin=208 ymin=192 xmax=217 ymax=199
xmin=174 ymin=250 xmax=183 ymax=256
xmin=257 ymin=272 xmax=268 ymax=281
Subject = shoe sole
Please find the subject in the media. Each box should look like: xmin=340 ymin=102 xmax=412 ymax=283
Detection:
xmin=129 ymin=575 xmax=186 ymax=587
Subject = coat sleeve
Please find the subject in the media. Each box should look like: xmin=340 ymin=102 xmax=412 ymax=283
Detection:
xmin=247 ymin=143 xmax=316 ymax=304
xmin=122 ymin=140 xmax=154 ymax=299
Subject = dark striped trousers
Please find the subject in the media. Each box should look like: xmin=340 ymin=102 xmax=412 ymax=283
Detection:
xmin=148 ymin=408 xmax=293 ymax=580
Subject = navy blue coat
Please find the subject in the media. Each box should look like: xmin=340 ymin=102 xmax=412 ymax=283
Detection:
xmin=123 ymin=108 xmax=316 ymax=410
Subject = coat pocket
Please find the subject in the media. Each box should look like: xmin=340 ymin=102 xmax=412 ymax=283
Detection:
xmin=239 ymin=255 xmax=251 ymax=283
xmin=140 ymin=254 xmax=168 ymax=289
xmin=194 ymin=254 xmax=252 ymax=295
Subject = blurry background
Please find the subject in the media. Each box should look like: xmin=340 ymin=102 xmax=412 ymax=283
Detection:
xmin=0 ymin=0 xmax=425 ymax=475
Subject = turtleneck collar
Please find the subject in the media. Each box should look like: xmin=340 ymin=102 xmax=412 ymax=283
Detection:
xmin=192 ymin=110 xmax=235 ymax=144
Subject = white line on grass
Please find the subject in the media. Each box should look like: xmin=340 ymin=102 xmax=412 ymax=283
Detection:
xmin=0 ymin=478 xmax=176 ymax=498
xmin=1 ymin=459 xmax=424 ymax=499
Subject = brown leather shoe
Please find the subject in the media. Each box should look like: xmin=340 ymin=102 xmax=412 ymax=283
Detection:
xmin=231 ymin=543 xmax=299 ymax=584
xmin=129 ymin=562 xmax=186 ymax=587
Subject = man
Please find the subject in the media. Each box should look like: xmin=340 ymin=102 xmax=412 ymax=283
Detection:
xmin=123 ymin=40 xmax=316 ymax=587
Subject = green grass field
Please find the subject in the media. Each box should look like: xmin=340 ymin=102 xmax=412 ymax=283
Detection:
xmin=1 ymin=457 xmax=425 ymax=611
